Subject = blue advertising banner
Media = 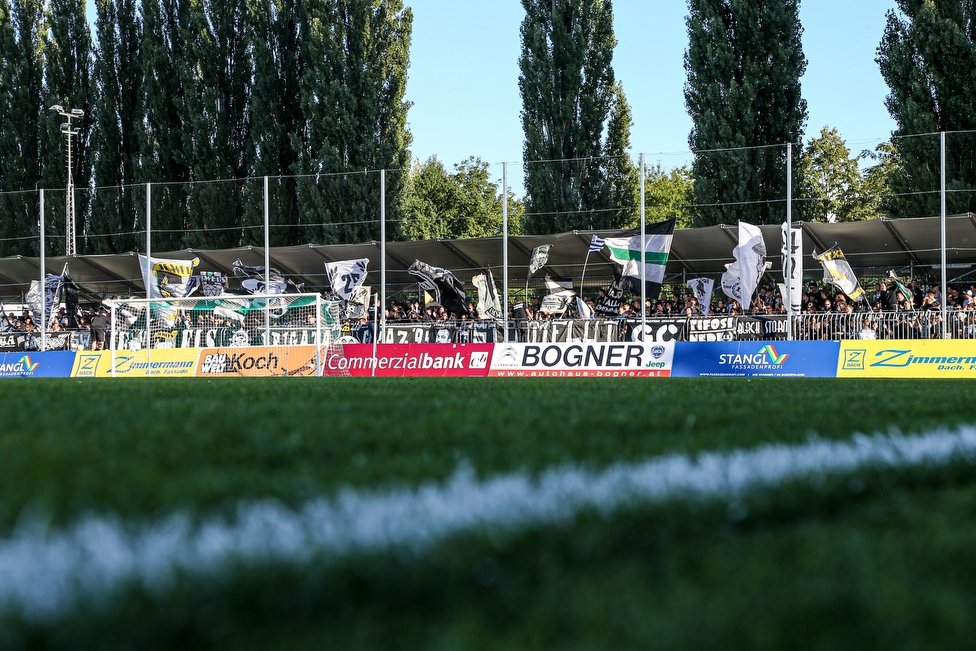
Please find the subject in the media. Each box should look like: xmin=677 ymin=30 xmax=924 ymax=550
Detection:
xmin=673 ymin=341 xmax=840 ymax=378
xmin=0 ymin=351 xmax=76 ymax=378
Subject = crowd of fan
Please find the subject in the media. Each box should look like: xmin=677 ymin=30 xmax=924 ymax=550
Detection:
xmin=1 ymin=306 xmax=101 ymax=334
xmin=382 ymin=278 xmax=976 ymax=323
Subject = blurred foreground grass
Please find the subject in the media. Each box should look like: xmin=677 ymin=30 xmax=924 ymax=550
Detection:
xmin=1 ymin=377 xmax=974 ymax=649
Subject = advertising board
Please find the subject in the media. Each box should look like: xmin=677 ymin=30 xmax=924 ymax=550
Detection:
xmin=837 ymin=340 xmax=976 ymax=378
xmin=0 ymin=351 xmax=75 ymax=378
xmin=196 ymin=346 xmax=321 ymax=377
xmin=324 ymin=344 xmax=493 ymax=377
xmin=672 ymin=341 xmax=839 ymax=377
xmin=71 ymin=349 xmax=198 ymax=378
xmin=488 ymin=342 xmax=675 ymax=377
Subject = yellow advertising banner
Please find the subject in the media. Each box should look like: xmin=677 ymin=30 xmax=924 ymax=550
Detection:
xmin=837 ymin=340 xmax=976 ymax=378
xmin=71 ymin=348 xmax=199 ymax=378
xmin=195 ymin=346 xmax=322 ymax=377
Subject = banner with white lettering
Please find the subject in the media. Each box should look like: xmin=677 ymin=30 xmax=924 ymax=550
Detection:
xmin=489 ymin=342 xmax=675 ymax=377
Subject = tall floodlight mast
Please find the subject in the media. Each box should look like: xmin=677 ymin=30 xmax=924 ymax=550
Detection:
xmin=49 ymin=105 xmax=84 ymax=255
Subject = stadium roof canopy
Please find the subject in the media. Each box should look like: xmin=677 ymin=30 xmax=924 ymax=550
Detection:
xmin=1 ymin=213 xmax=974 ymax=301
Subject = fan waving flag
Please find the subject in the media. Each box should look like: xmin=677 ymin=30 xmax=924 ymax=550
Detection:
xmin=408 ymin=260 xmax=468 ymax=318
xmin=603 ymin=219 xmax=675 ymax=299
xmin=813 ymin=246 xmax=865 ymax=302
xmin=325 ymin=258 xmax=369 ymax=300
xmin=528 ymin=245 xmax=551 ymax=276
xmin=140 ymin=255 xmax=200 ymax=299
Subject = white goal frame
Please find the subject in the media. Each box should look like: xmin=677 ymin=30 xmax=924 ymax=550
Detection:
xmin=106 ymin=293 xmax=338 ymax=377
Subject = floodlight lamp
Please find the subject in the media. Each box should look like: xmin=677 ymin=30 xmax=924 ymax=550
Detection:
xmin=71 ymin=108 xmax=84 ymax=117
xmin=49 ymin=104 xmax=64 ymax=113
xmin=60 ymin=123 xmax=70 ymax=133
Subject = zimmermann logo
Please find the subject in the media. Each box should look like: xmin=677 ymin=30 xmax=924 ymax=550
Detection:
xmin=757 ymin=345 xmax=789 ymax=365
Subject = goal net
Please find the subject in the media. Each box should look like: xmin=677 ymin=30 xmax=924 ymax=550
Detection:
xmin=107 ymin=294 xmax=343 ymax=377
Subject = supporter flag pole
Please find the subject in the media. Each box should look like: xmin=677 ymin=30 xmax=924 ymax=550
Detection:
xmin=264 ymin=175 xmax=271 ymax=346
xmin=39 ymin=189 xmax=46 ymax=353
xmin=371 ymin=294 xmax=379 ymax=377
xmin=145 ymin=182 xmax=151 ymax=370
xmin=381 ymin=168 xmax=386 ymax=345
xmin=786 ymin=142 xmax=793 ymax=341
xmin=640 ymin=152 xmax=646 ymax=339
xmin=502 ymin=161 xmax=509 ymax=343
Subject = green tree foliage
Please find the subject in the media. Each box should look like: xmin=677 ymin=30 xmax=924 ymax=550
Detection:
xmin=641 ymin=163 xmax=694 ymax=229
xmin=183 ymin=0 xmax=253 ymax=249
xmin=401 ymin=157 xmax=523 ymax=241
xmin=142 ymin=0 xmax=193 ymax=251
xmin=0 ymin=0 xmax=44 ymax=257
xmin=248 ymin=0 xmax=304 ymax=246
xmin=860 ymin=141 xmax=901 ymax=218
xmin=519 ymin=0 xmax=628 ymax=234
xmin=603 ymin=81 xmax=640 ymax=228
xmin=41 ymin=0 xmax=93 ymax=255
xmin=684 ymin=0 xmax=807 ymax=227
xmin=296 ymin=0 xmax=412 ymax=245
xmin=877 ymin=0 xmax=976 ymax=217
xmin=799 ymin=127 xmax=870 ymax=222
xmin=90 ymin=0 xmax=143 ymax=253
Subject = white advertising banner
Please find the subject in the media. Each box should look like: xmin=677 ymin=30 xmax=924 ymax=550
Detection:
xmin=488 ymin=342 xmax=675 ymax=377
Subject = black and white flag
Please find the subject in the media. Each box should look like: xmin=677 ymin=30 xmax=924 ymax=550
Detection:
xmin=473 ymin=269 xmax=503 ymax=321
xmin=232 ymin=259 xmax=305 ymax=295
xmin=26 ymin=264 xmax=68 ymax=325
xmin=721 ymin=222 xmax=766 ymax=306
xmin=325 ymin=258 xmax=369 ymax=300
xmin=528 ymin=244 xmax=552 ymax=276
xmin=781 ymin=223 xmax=803 ymax=313
xmin=688 ymin=277 xmax=715 ymax=316
xmin=407 ymin=260 xmax=468 ymax=317
xmin=541 ymin=275 xmax=575 ymax=315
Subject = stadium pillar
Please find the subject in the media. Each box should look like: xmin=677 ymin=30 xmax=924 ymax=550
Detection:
xmin=503 ymin=161 xmax=509 ymax=343
xmin=39 ymin=189 xmax=46 ymax=352
xmin=640 ymin=153 xmax=646 ymax=341
xmin=264 ymin=176 xmax=271 ymax=344
xmin=146 ymin=183 xmax=151 ymax=300
xmin=381 ymin=169 xmax=386 ymax=344
xmin=940 ymin=132 xmax=947 ymax=337
xmin=786 ymin=143 xmax=793 ymax=341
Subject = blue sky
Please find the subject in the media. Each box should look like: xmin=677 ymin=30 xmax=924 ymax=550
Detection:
xmin=406 ymin=0 xmax=900 ymax=187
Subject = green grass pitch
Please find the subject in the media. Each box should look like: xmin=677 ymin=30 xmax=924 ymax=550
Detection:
xmin=2 ymin=377 xmax=976 ymax=650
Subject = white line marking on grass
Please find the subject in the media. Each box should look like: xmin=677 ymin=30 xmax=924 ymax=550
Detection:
xmin=3 ymin=427 xmax=976 ymax=619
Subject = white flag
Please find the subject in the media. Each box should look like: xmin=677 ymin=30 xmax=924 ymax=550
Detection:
xmin=688 ymin=277 xmax=714 ymax=316
xmin=780 ymin=223 xmax=803 ymax=313
xmin=325 ymin=258 xmax=369 ymax=300
xmin=139 ymin=255 xmax=200 ymax=299
xmin=721 ymin=223 xmax=766 ymax=307
xmin=738 ymin=222 xmax=766 ymax=306
xmin=528 ymin=244 xmax=551 ymax=276
xmin=472 ymin=270 xmax=503 ymax=321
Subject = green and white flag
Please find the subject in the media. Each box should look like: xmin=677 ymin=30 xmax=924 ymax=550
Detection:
xmin=603 ymin=219 xmax=675 ymax=300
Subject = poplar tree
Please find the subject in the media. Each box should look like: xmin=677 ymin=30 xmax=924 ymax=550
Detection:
xmin=41 ymin=0 xmax=93 ymax=255
xmin=877 ymin=0 xmax=976 ymax=218
xmin=296 ymin=0 xmax=412 ymax=245
xmin=183 ymin=0 xmax=252 ymax=249
xmin=603 ymin=82 xmax=640 ymax=229
xmin=519 ymin=0 xmax=619 ymax=234
xmin=0 ymin=0 xmax=44 ymax=256
xmin=684 ymin=0 xmax=807 ymax=226
xmin=248 ymin=0 xmax=304 ymax=246
xmin=90 ymin=0 xmax=143 ymax=253
xmin=141 ymin=0 xmax=192 ymax=251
